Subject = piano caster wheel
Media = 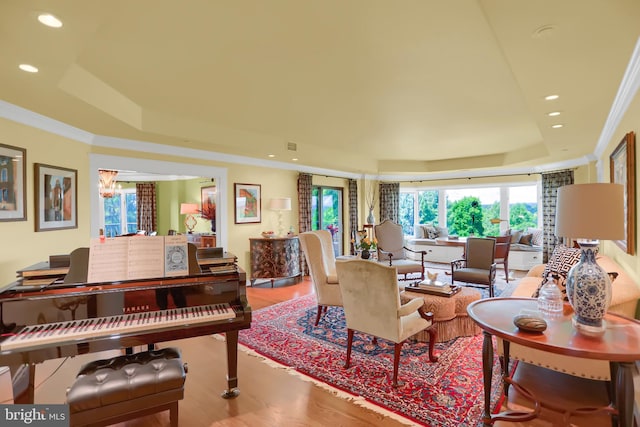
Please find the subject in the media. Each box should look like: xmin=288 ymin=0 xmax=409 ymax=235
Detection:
xmin=221 ymin=388 xmax=240 ymax=399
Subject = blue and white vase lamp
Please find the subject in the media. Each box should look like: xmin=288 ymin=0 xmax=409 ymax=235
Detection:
xmin=554 ymin=183 xmax=624 ymax=337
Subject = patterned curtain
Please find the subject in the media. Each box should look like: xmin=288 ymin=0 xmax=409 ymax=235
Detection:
xmin=298 ymin=173 xmax=313 ymax=274
xmin=379 ymin=182 xmax=400 ymax=223
xmin=541 ymin=170 xmax=574 ymax=262
xmin=348 ymin=179 xmax=358 ymax=254
xmin=136 ymin=183 xmax=157 ymax=234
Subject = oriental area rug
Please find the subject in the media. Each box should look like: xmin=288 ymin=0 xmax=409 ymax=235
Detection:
xmin=237 ymin=286 xmax=513 ymax=427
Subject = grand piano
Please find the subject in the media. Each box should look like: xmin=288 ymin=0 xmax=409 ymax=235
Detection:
xmin=0 ymin=248 xmax=251 ymax=403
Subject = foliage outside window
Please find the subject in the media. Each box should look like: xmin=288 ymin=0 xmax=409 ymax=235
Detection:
xmin=400 ymin=184 xmax=538 ymax=237
xmin=103 ymin=190 xmax=137 ymax=237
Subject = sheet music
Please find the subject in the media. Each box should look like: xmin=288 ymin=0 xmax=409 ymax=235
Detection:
xmin=127 ymin=236 xmax=166 ymax=280
xmin=164 ymin=235 xmax=189 ymax=276
xmin=87 ymin=237 xmax=129 ymax=283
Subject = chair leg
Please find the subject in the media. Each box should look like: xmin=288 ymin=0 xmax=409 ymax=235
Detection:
xmin=345 ymin=329 xmax=354 ymax=368
xmin=392 ymin=342 xmax=403 ymax=387
xmin=314 ymin=305 xmax=323 ymax=325
xmin=170 ymin=401 xmax=179 ymax=427
xmin=504 ymin=261 xmax=509 ymax=283
xmin=426 ymin=327 xmax=438 ymax=362
xmin=372 ymin=336 xmax=378 ymax=345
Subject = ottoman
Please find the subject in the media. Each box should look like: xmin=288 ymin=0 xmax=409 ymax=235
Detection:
xmin=401 ymin=287 xmax=482 ymax=342
xmin=67 ymin=347 xmax=187 ymax=427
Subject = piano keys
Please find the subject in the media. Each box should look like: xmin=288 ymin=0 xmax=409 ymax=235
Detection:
xmin=0 ymin=254 xmax=251 ymax=403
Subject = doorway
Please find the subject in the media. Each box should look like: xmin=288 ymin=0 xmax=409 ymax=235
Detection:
xmin=311 ymin=186 xmax=343 ymax=256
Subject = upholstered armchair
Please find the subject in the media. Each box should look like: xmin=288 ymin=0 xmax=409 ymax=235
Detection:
xmin=374 ymin=220 xmax=426 ymax=280
xmin=335 ymin=259 xmax=438 ymax=387
xmin=451 ymin=237 xmax=497 ymax=297
xmin=299 ymin=230 xmax=342 ymax=325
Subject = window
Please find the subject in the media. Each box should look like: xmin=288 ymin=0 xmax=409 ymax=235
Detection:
xmin=101 ymin=189 xmax=137 ymax=237
xmin=401 ymin=182 xmax=539 ymax=237
xmin=311 ymin=186 xmax=343 ymax=256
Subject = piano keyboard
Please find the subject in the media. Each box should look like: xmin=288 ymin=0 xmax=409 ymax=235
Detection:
xmin=0 ymin=303 xmax=236 ymax=351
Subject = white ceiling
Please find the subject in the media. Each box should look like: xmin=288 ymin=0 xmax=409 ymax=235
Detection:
xmin=1 ymin=0 xmax=639 ymax=177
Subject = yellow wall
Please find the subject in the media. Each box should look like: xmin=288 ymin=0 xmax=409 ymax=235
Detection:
xmin=599 ymin=91 xmax=640 ymax=291
xmin=0 ymin=118 xmax=90 ymax=286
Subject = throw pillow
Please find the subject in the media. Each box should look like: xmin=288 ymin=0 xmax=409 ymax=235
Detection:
xmin=528 ymin=228 xmax=544 ymax=246
xmin=510 ymin=230 xmax=523 ymax=244
xmin=426 ymin=226 xmax=439 ymax=239
xmin=532 ymin=245 xmax=582 ymax=301
xmin=519 ymin=233 xmax=533 ymax=246
xmin=435 ymin=225 xmax=448 ymax=238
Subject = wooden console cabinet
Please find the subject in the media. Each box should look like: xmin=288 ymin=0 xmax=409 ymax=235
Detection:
xmin=249 ymin=236 xmax=301 ymax=287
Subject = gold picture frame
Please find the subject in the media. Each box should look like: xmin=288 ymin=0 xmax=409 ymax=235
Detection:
xmin=34 ymin=163 xmax=78 ymax=232
xmin=0 ymin=143 xmax=26 ymax=222
xmin=610 ymin=131 xmax=635 ymax=255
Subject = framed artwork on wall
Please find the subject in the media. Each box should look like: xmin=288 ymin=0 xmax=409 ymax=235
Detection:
xmin=0 ymin=143 xmax=26 ymax=222
xmin=201 ymin=185 xmax=216 ymax=231
xmin=34 ymin=163 xmax=78 ymax=231
xmin=234 ymin=183 xmax=261 ymax=224
xmin=609 ymin=131 xmax=635 ymax=255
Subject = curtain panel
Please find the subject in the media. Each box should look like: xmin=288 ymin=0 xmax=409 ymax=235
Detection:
xmin=379 ymin=182 xmax=400 ymax=224
xmin=136 ymin=182 xmax=157 ymax=234
xmin=348 ymin=179 xmax=358 ymax=254
xmin=541 ymin=170 xmax=574 ymax=262
xmin=297 ymin=173 xmax=313 ymax=274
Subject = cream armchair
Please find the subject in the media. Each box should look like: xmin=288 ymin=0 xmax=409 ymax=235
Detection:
xmin=374 ymin=220 xmax=427 ymax=280
xmin=299 ymin=230 xmax=342 ymax=325
xmin=335 ymin=259 xmax=438 ymax=387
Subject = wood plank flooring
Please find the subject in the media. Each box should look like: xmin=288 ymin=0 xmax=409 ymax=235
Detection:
xmin=31 ymin=277 xmax=411 ymax=427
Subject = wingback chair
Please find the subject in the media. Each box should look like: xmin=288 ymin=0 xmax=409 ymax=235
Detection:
xmin=374 ymin=220 xmax=426 ymax=280
xmin=492 ymin=235 xmax=511 ymax=283
xmin=451 ymin=237 xmax=497 ymax=297
xmin=299 ymin=230 xmax=342 ymax=325
xmin=335 ymin=259 xmax=438 ymax=387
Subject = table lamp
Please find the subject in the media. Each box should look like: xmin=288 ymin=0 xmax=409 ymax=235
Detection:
xmin=555 ymin=183 xmax=624 ymax=336
xmin=269 ymin=197 xmax=291 ymax=237
xmin=180 ymin=203 xmax=199 ymax=233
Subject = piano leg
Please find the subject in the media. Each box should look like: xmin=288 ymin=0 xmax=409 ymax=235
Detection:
xmin=221 ymin=330 xmax=240 ymax=399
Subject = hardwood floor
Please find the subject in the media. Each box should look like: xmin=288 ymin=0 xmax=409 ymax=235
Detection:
xmin=31 ymin=277 xmax=411 ymax=427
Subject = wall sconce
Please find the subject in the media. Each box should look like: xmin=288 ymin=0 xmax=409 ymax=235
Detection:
xmin=180 ymin=203 xmax=199 ymax=233
xmin=269 ymin=197 xmax=291 ymax=236
xmin=98 ymin=169 xmax=118 ymax=198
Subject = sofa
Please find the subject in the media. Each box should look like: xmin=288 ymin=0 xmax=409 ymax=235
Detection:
xmin=504 ymin=252 xmax=640 ymax=380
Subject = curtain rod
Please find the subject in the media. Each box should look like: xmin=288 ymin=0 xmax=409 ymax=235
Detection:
xmin=396 ymin=167 xmax=577 ymax=184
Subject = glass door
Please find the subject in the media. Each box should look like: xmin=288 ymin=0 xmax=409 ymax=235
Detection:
xmin=311 ymin=186 xmax=343 ymax=256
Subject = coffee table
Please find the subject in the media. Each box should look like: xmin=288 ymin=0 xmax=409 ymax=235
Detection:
xmin=467 ymin=297 xmax=640 ymax=427
xmin=401 ymin=286 xmax=481 ymax=342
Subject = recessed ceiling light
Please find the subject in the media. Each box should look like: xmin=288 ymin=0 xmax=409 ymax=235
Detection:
xmin=551 ymin=124 xmax=564 ymax=129
xmin=268 ymin=154 xmax=275 ymax=158
xmin=38 ymin=13 xmax=62 ymax=28
xmin=292 ymin=158 xmax=299 ymax=162
xmin=547 ymin=111 xmax=561 ymax=117
xmin=19 ymin=64 xmax=38 ymax=73
xmin=545 ymin=95 xmax=559 ymax=101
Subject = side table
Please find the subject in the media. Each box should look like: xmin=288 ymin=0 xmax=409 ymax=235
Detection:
xmin=467 ymin=298 xmax=640 ymax=427
xmin=249 ymin=236 xmax=301 ymax=287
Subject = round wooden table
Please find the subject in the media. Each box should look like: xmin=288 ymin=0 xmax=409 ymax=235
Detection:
xmin=467 ymin=298 xmax=640 ymax=427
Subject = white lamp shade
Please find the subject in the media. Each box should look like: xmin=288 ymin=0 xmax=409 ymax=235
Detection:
xmin=555 ymin=183 xmax=625 ymax=240
xmin=180 ymin=203 xmax=199 ymax=214
xmin=269 ymin=197 xmax=291 ymax=211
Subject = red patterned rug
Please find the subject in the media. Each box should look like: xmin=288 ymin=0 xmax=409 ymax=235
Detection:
xmin=238 ymin=294 xmax=502 ymax=427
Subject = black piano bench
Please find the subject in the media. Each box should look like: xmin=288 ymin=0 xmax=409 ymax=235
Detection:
xmin=66 ymin=347 xmax=188 ymax=427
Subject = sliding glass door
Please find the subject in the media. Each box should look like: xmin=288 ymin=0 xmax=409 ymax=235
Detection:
xmin=311 ymin=186 xmax=343 ymax=256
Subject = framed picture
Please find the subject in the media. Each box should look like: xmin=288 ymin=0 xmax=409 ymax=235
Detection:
xmin=0 ymin=143 xmax=26 ymax=221
xmin=34 ymin=163 xmax=78 ymax=231
xmin=609 ymin=131 xmax=636 ymax=255
xmin=234 ymin=183 xmax=261 ymax=224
